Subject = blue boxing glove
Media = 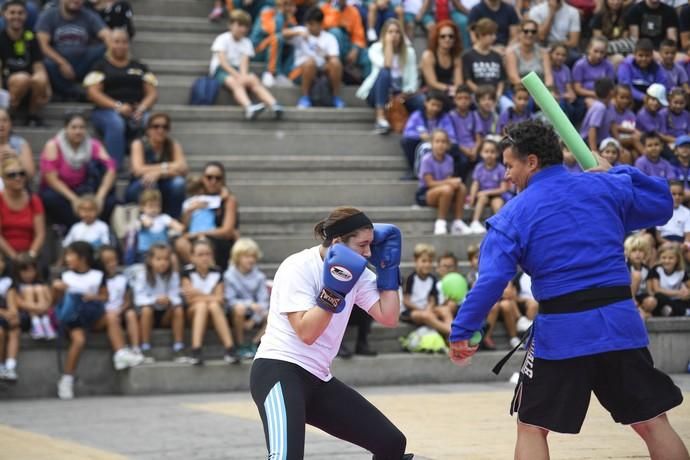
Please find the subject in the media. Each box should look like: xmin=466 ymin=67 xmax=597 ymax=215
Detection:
xmin=369 ymin=223 xmax=402 ymax=291
xmin=317 ymin=244 xmax=368 ymax=313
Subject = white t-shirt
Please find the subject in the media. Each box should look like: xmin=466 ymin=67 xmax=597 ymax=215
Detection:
xmin=182 ymin=266 xmax=223 ymax=296
xmin=182 ymin=194 xmax=222 ymax=212
xmin=255 ymin=246 xmax=379 ymax=381
xmin=516 ymin=272 xmax=534 ymax=300
xmin=131 ymin=269 xmax=182 ymax=309
xmin=289 ymin=27 xmax=340 ymax=68
xmin=62 ymin=269 xmax=105 ymax=296
xmin=63 ymin=220 xmax=111 ymax=247
xmin=528 ymin=2 xmax=580 ymax=44
xmin=209 ymin=31 xmax=255 ymax=75
xmin=105 ymin=274 xmax=128 ymax=312
xmin=657 ymin=205 xmax=690 ymax=240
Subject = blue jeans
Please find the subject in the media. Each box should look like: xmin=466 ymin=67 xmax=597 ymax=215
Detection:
xmin=125 ymin=176 xmax=186 ymax=219
xmin=57 ymin=293 xmax=105 ymax=330
xmin=44 ymin=44 xmax=106 ymax=98
xmin=91 ymin=108 xmax=148 ymax=169
xmin=367 ymin=69 xmax=425 ymax=112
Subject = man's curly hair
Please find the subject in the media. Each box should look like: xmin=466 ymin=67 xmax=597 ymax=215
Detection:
xmin=498 ymin=120 xmax=563 ymax=168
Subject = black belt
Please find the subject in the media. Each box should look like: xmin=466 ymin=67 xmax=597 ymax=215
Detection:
xmin=539 ymin=285 xmax=632 ymax=314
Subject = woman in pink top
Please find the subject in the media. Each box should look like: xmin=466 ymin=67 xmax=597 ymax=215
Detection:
xmin=38 ymin=113 xmax=117 ymax=227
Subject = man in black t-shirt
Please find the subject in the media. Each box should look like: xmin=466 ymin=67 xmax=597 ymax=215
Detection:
xmin=0 ymin=0 xmax=51 ymax=125
xmin=626 ymin=0 xmax=679 ymax=49
xmin=468 ymin=0 xmax=520 ymax=52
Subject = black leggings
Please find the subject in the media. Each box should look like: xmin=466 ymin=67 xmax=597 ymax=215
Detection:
xmin=250 ymin=358 xmax=407 ymax=460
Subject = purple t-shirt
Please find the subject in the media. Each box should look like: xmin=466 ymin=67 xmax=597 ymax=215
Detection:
xmin=579 ymin=100 xmax=611 ymax=142
xmin=563 ymin=161 xmax=582 ymax=173
xmin=572 ymin=57 xmax=615 ymax=91
xmin=660 ymin=108 xmax=690 ymax=137
xmin=635 ymin=155 xmax=678 ymax=179
xmin=474 ymin=110 xmax=499 ymax=136
xmin=663 ymin=62 xmax=688 ymax=91
xmin=448 ymin=110 xmax=477 ymax=149
xmin=472 ymin=161 xmax=506 ymax=190
xmin=497 ymin=107 xmax=530 ymax=134
xmin=608 ymin=105 xmax=637 ymax=131
xmin=636 ymin=107 xmax=663 ymax=133
xmin=552 ymin=64 xmax=571 ymax=96
xmin=417 ymin=152 xmax=454 ymax=188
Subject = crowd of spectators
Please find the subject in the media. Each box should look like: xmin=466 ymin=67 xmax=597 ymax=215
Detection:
xmin=0 ymin=0 xmax=689 ymax=398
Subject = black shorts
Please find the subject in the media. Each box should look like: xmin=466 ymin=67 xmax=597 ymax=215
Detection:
xmin=415 ymin=187 xmax=428 ymax=206
xmin=511 ymin=343 xmax=683 ymax=434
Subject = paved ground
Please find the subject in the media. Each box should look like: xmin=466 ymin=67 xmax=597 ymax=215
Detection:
xmin=1 ymin=375 xmax=689 ymax=460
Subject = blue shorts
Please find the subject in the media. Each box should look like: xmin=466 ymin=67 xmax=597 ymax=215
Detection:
xmin=415 ymin=187 xmax=428 ymax=206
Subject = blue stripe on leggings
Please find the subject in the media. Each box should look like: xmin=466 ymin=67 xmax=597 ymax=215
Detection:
xmin=264 ymin=381 xmax=287 ymax=460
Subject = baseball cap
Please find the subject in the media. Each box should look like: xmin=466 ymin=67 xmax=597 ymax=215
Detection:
xmin=676 ymin=135 xmax=690 ymax=147
xmin=599 ymin=137 xmax=621 ymax=152
xmin=646 ymin=83 xmax=668 ymax=107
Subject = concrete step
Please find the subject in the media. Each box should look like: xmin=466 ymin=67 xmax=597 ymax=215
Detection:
xmin=248 ymin=234 xmax=485 ymax=263
xmin=231 ymin=181 xmax=417 ymax=207
xmin=130 ymin=31 xmax=228 ymax=60
xmin=146 ymin=58 xmax=278 ymax=77
xmin=15 ymin=127 xmax=401 ymax=157
xmin=132 ymin=0 xmax=218 ymax=18
xmin=136 ymin=15 xmax=225 ymax=35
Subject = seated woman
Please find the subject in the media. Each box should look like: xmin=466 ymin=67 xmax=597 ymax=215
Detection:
xmin=0 ymin=157 xmax=45 ymax=263
xmin=175 ymin=161 xmax=239 ymax=271
xmin=125 ymin=113 xmax=188 ymax=219
xmin=419 ymin=20 xmax=463 ymax=102
xmin=0 ymin=108 xmax=35 ymax=187
xmin=38 ymin=113 xmax=117 ymax=228
xmin=356 ymin=19 xmax=421 ymax=134
xmin=504 ymin=18 xmax=552 ymax=102
xmin=84 ymin=28 xmax=158 ymax=169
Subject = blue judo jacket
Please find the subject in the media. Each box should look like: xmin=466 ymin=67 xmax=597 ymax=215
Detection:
xmin=450 ymin=165 xmax=672 ymax=359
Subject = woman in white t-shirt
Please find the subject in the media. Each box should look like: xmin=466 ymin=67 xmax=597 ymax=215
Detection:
xmin=250 ymin=207 xmax=412 ymax=460
xmin=209 ymin=10 xmax=283 ymax=120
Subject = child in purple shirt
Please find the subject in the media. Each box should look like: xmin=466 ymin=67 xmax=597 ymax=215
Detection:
xmin=448 ymin=85 xmax=478 ymax=162
xmin=636 ymin=83 xmax=668 ymax=137
xmin=609 ymin=85 xmax=642 ymax=162
xmin=617 ymin=38 xmax=668 ymax=108
xmin=599 ymin=137 xmax=622 ymax=166
xmin=467 ymin=139 xmax=509 ymax=234
xmin=634 ymin=131 xmax=678 ymax=179
xmin=550 ymin=43 xmax=581 ymax=122
xmin=416 ymin=128 xmax=471 ymax=235
xmin=401 ymin=91 xmax=453 ymax=174
xmin=497 ymin=84 xmax=530 ymax=134
xmin=659 ymin=39 xmax=689 ymax=93
xmin=580 ymin=77 xmax=615 ymax=153
xmin=660 ymin=88 xmax=690 ymax=140
xmin=572 ymin=36 xmax=615 ymax=107
xmin=473 ymin=85 xmax=500 ymax=140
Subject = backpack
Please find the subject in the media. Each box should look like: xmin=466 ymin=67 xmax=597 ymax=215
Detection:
xmin=400 ymin=326 xmax=448 ymax=353
xmin=412 ymin=142 xmax=432 ymax=177
xmin=309 ymin=73 xmax=333 ymax=107
xmin=189 ymin=76 xmax=220 ymax=105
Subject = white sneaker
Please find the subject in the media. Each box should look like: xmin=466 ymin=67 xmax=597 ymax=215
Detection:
xmin=433 ymin=219 xmax=448 ymax=235
xmin=451 ymin=219 xmax=472 ymax=235
xmin=469 ymin=220 xmax=487 ymax=234
xmin=509 ymin=337 xmax=522 ymax=348
xmin=275 ymin=74 xmax=293 ymax=87
xmin=3 ymin=367 xmax=17 ymax=381
xmin=516 ymin=316 xmax=533 ymax=333
xmin=245 ymin=103 xmax=266 ymax=120
xmin=261 ymin=71 xmax=275 ymax=88
xmin=113 ymin=348 xmax=145 ymax=370
xmin=375 ymin=118 xmax=390 ymax=134
xmin=30 ymin=321 xmax=46 ymax=340
xmin=57 ymin=376 xmax=74 ymax=400
xmin=42 ymin=317 xmax=57 ymax=340
xmin=367 ymin=28 xmax=377 ymax=42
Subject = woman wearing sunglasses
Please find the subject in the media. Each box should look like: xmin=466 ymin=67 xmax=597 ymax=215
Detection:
xmin=0 ymin=108 xmax=35 ymax=183
xmin=504 ymin=18 xmax=553 ymax=89
xmin=419 ymin=20 xmax=463 ymax=99
xmin=125 ymin=113 xmax=188 ymax=219
xmin=0 ymin=157 xmax=45 ymax=262
xmin=175 ymin=161 xmax=238 ymax=271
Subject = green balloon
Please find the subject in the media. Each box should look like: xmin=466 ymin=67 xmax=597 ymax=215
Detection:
xmin=441 ymin=273 xmax=468 ymax=302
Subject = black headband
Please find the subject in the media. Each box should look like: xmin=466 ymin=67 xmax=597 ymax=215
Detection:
xmin=324 ymin=212 xmax=372 ymax=240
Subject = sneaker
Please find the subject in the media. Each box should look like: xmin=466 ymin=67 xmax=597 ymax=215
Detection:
xmin=208 ymin=5 xmax=223 ymax=21
xmin=57 ymin=376 xmax=74 ymax=400
xmin=509 ymin=337 xmax=522 ymax=349
xmin=239 ymin=344 xmax=256 ymax=360
xmin=261 ymin=71 xmax=275 ymax=88
xmin=451 ymin=219 xmax=472 ymax=236
xmin=367 ymin=28 xmax=377 ymax=43
xmin=297 ymin=96 xmax=312 ymax=109
xmin=141 ymin=348 xmax=156 ymax=364
xmin=332 ymin=96 xmax=346 ymax=109
xmin=223 ymin=348 xmax=240 ymax=364
xmin=468 ymin=220 xmax=487 ymax=234
xmin=509 ymin=372 xmax=520 ymax=384
xmin=113 ymin=348 xmax=145 ymax=370
xmin=434 ymin=219 xmax=448 ymax=235
xmin=245 ymin=103 xmax=265 ymax=120
xmin=275 ymin=74 xmax=294 ymax=87
xmin=660 ymin=305 xmax=673 ymax=317
xmin=42 ymin=318 xmax=57 ymax=340
xmin=516 ymin=316 xmax=533 ymax=333
xmin=375 ymin=118 xmax=390 ymax=135
xmin=272 ymin=103 xmax=284 ymax=120
xmin=481 ymin=336 xmax=496 ymax=350
xmin=30 ymin=321 xmax=46 ymax=340
xmin=172 ymin=349 xmax=189 ymax=364
xmin=4 ymin=368 xmax=17 ymax=382
xmin=188 ymin=348 xmax=204 ymax=366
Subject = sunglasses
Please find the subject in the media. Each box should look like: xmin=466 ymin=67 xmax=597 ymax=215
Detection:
xmin=439 ymin=34 xmax=455 ymax=39
xmin=150 ymin=123 xmax=169 ymax=131
xmin=522 ymin=29 xmax=537 ymax=35
xmin=204 ymin=174 xmax=223 ymax=182
xmin=5 ymin=170 xmax=26 ymax=179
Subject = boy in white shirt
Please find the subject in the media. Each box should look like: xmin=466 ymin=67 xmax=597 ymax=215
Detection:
xmin=657 ymin=180 xmax=690 ymax=246
xmin=288 ymin=7 xmax=345 ymax=108
xmin=210 ymin=9 xmax=284 ymax=120
xmin=62 ymin=195 xmax=111 ymax=249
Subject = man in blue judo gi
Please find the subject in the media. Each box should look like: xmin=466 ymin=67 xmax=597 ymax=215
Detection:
xmin=449 ymin=120 xmax=688 ymax=460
